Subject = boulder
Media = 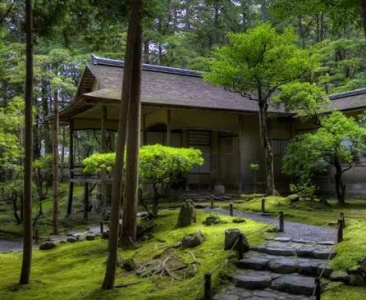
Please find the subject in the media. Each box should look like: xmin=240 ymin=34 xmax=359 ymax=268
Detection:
xmin=204 ymin=215 xmax=221 ymax=225
xmin=349 ymin=274 xmax=365 ymax=286
xmin=287 ymin=194 xmax=299 ymax=203
xmin=67 ymin=237 xmax=77 ymax=243
xmin=181 ymin=231 xmax=204 ymax=248
xmin=86 ymin=234 xmax=95 ymax=241
xmin=224 ymin=228 xmax=250 ymax=252
xmin=177 ymin=200 xmax=196 ymax=227
xmin=39 ymin=241 xmax=57 ymax=250
xmin=330 ymin=271 xmax=350 ymax=283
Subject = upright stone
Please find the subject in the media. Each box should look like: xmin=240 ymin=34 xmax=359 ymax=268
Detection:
xmin=225 ymin=228 xmax=250 ymax=252
xmin=177 ymin=199 xmax=195 ymax=227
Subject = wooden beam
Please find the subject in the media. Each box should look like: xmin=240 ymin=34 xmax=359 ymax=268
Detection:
xmin=166 ymin=109 xmax=171 ymax=146
xmin=67 ymin=120 xmax=74 ymax=217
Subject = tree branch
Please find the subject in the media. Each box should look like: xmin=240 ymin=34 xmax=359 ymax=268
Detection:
xmin=0 ymin=0 xmax=16 ymax=23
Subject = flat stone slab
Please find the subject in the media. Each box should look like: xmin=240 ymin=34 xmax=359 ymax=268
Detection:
xmin=274 ymin=237 xmax=292 ymax=242
xmin=233 ymin=274 xmax=272 ymax=289
xmin=259 ymin=247 xmax=296 ymax=256
xmin=237 ymin=256 xmax=269 ymax=270
xmin=268 ymin=258 xmax=297 ymax=274
xmin=272 ymin=274 xmax=315 ymax=296
xmin=213 ymin=294 xmax=239 ymax=300
xmin=313 ymin=249 xmax=336 ymax=259
xmin=222 ymin=286 xmax=312 ymax=300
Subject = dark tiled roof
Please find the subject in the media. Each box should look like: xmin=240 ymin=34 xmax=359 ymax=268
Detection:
xmin=83 ymin=55 xmax=285 ymax=113
xmin=327 ymin=88 xmax=366 ymax=112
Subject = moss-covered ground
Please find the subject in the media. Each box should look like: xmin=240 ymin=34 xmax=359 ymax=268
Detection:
xmin=2 ymin=188 xmax=366 ymax=299
xmin=0 ymin=209 xmax=271 ymax=300
xmin=222 ymin=195 xmax=366 ymax=300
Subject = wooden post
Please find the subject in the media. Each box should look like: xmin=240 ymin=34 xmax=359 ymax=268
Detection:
xmin=101 ymin=106 xmax=108 ymax=207
xmin=340 ymin=212 xmax=345 ymax=228
xmin=229 ymin=202 xmax=233 ymax=216
xmin=166 ymin=109 xmax=171 ymax=146
xmin=315 ymin=278 xmax=321 ymax=300
xmin=238 ymin=233 xmax=244 ymax=260
xmin=34 ymin=229 xmax=39 ymax=244
xmin=67 ymin=120 xmax=74 ymax=217
xmin=279 ymin=211 xmax=284 ymax=232
xmin=337 ymin=219 xmax=343 ymax=243
xmin=52 ymin=90 xmax=59 ymax=235
xmin=204 ymin=273 xmax=212 ymax=300
xmin=261 ymin=198 xmax=266 ymax=214
xmin=83 ymin=181 xmax=89 ymax=220
xmin=210 ymin=195 xmax=214 ymax=209
xmin=100 ymin=221 xmax=104 ymax=234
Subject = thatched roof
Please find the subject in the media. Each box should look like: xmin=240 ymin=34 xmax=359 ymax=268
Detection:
xmin=59 ymin=55 xmax=286 ymax=123
xmin=58 ymin=55 xmax=366 ymax=127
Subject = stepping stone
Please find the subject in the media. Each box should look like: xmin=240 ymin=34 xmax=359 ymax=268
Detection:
xmin=274 ymin=237 xmax=291 ymax=242
xmin=298 ymin=261 xmax=320 ymax=276
xmin=268 ymin=258 xmax=297 ymax=274
xmin=317 ymin=241 xmax=334 ymax=246
xmin=316 ymin=263 xmax=333 ymax=278
xmin=330 ymin=271 xmax=350 ymax=283
xmin=259 ymin=247 xmax=295 ymax=256
xmin=272 ymin=274 xmax=315 ymax=296
xmin=313 ymin=249 xmax=336 ymax=259
xmin=233 ymin=274 xmax=272 ymax=290
xmin=237 ymin=257 xmax=269 ymax=270
xmin=213 ymin=295 xmax=239 ymax=300
xmin=296 ymin=245 xmax=316 ymax=257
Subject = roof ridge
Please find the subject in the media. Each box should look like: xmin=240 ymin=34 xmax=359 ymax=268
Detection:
xmin=329 ymin=88 xmax=366 ymax=100
xmin=91 ymin=54 xmax=201 ymax=78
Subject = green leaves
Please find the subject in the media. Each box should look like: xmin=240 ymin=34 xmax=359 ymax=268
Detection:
xmin=82 ymin=144 xmax=204 ymax=185
xmin=205 ymin=23 xmax=318 ymax=101
xmin=283 ymin=111 xmax=366 ymax=182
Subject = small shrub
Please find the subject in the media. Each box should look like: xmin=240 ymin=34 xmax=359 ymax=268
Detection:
xmin=232 ymin=216 xmax=246 ymax=223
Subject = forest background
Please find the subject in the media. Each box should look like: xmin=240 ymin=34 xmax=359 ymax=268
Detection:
xmin=2 ymin=0 xmax=366 ymax=217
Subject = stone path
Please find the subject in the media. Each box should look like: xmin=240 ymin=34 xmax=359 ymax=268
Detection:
xmin=214 ymin=237 xmax=337 ymax=300
xmin=200 ymin=208 xmax=340 ymax=299
xmin=204 ymin=208 xmax=336 ymax=242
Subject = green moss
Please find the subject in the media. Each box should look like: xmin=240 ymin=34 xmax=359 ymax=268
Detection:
xmin=323 ymin=285 xmax=366 ymax=300
xmin=0 ymin=209 xmax=270 ymax=300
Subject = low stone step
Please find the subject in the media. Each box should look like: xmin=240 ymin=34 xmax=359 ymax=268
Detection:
xmin=233 ymin=270 xmax=317 ymax=296
xmin=214 ymin=285 xmax=312 ymax=299
xmin=272 ymin=274 xmax=315 ymax=296
xmin=252 ymin=239 xmax=336 ymax=259
xmin=237 ymin=251 xmax=333 ymax=277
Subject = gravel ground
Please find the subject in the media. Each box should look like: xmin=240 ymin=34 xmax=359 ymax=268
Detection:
xmin=0 ymin=240 xmax=23 ymax=252
xmin=204 ymin=208 xmax=337 ymax=242
xmin=0 ymin=209 xmax=337 ymax=252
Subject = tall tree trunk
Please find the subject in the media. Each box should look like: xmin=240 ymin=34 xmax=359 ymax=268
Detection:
xmin=52 ymin=90 xmax=59 ymax=235
xmin=121 ymin=24 xmax=142 ymax=246
xmin=258 ymin=97 xmax=275 ymax=195
xmin=102 ymin=0 xmax=143 ymax=290
xmin=360 ymin=0 xmax=366 ymax=38
xmin=334 ymin=156 xmax=346 ymax=204
xmin=19 ymin=0 xmax=33 ymax=285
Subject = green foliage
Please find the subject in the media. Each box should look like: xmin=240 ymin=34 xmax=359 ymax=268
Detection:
xmin=283 ymin=111 xmax=366 ymax=183
xmin=139 ymin=144 xmax=203 ymax=185
xmin=289 ymin=181 xmax=318 ymax=200
xmin=249 ymin=163 xmax=259 ymax=171
xmin=205 ymin=24 xmax=318 ymax=101
xmin=274 ymin=82 xmax=329 ymax=118
xmin=82 ymin=152 xmax=116 ymax=175
xmin=83 ymin=144 xmax=204 ymax=184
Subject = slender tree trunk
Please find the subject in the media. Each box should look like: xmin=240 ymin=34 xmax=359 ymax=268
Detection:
xmin=258 ymin=98 xmax=275 ymax=195
xmin=360 ymin=0 xmax=366 ymax=38
xmin=121 ymin=24 xmax=142 ymax=246
xmin=52 ymin=90 xmax=59 ymax=235
xmin=19 ymin=0 xmax=33 ymax=285
xmin=102 ymin=0 xmax=143 ymax=289
xmin=334 ymin=156 xmax=346 ymax=204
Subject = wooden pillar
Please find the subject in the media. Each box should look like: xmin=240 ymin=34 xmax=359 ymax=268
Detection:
xmin=166 ymin=109 xmax=171 ymax=146
xmin=67 ymin=120 xmax=74 ymax=217
xmin=101 ymin=106 xmax=108 ymax=207
xmin=238 ymin=115 xmax=244 ymax=192
xmin=142 ymin=114 xmax=147 ymax=145
xmin=52 ymin=90 xmax=59 ymax=234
